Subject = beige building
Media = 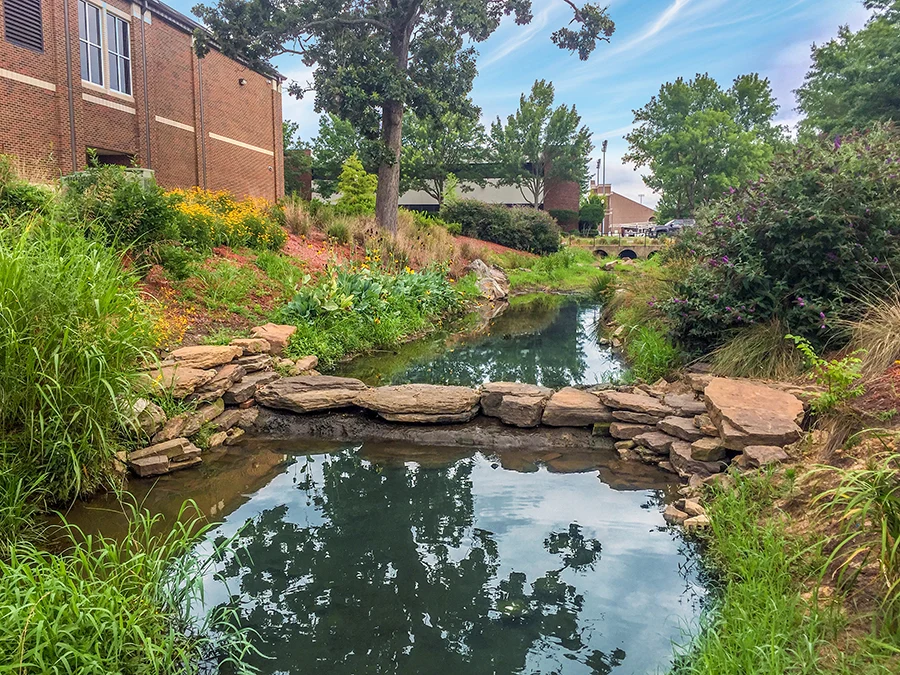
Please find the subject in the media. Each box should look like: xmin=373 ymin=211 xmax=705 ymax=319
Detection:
xmin=590 ymin=182 xmax=657 ymax=234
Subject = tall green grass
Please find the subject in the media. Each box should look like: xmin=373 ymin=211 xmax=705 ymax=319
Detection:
xmin=0 ymin=219 xmax=155 ymax=503
xmin=710 ymin=320 xmax=805 ymax=380
xmin=494 ymin=247 xmax=604 ymax=292
xmin=0 ymin=500 xmax=256 ymax=674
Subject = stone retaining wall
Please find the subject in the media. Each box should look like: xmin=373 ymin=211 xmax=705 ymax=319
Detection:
xmin=126 ymin=326 xmax=816 ymax=487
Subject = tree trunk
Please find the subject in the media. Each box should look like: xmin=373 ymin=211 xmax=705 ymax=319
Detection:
xmin=376 ymin=100 xmax=404 ymax=233
xmin=375 ymin=21 xmax=414 ymax=234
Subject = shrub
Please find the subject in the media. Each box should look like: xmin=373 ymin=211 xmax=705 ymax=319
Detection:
xmin=281 ymin=193 xmax=311 ymax=236
xmin=59 ymin=164 xmax=177 ymax=247
xmin=154 ymin=243 xmax=202 ymax=281
xmin=326 ymin=220 xmax=351 ymax=244
xmin=0 ymin=155 xmax=54 ymax=219
xmin=168 ymin=187 xmax=286 ymax=250
xmin=624 ymin=324 xmax=680 ymax=382
xmin=440 ymin=199 xmax=560 ymax=253
xmin=786 ymin=334 xmax=864 ymax=413
xmin=0 ymin=220 xmax=155 ymax=502
xmin=334 ymin=154 xmax=377 ymax=216
xmin=662 ymin=125 xmax=900 ymax=355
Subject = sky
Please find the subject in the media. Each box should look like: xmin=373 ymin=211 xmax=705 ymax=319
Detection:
xmin=168 ymin=0 xmax=873 ymax=206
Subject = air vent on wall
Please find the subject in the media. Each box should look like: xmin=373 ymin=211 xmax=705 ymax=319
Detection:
xmin=3 ymin=0 xmax=44 ymax=52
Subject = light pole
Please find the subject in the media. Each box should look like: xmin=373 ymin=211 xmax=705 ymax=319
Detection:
xmin=601 ymin=140 xmax=608 ymax=235
xmin=595 ymin=158 xmax=601 ymax=189
xmin=639 ymin=193 xmax=645 ymax=204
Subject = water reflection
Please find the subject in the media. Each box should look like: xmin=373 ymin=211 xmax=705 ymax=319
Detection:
xmin=196 ymin=445 xmax=702 ymax=674
xmin=338 ymin=298 xmax=625 ymax=388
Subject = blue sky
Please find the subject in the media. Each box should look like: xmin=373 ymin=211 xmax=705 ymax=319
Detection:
xmin=168 ymin=0 xmax=872 ymax=205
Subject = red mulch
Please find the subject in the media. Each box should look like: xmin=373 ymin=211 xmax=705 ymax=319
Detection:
xmin=454 ymin=235 xmax=536 ymax=257
xmin=281 ymin=231 xmax=355 ymax=273
xmin=854 ymin=363 xmax=900 ymax=418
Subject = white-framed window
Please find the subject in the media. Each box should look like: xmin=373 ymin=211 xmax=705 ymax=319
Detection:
xmin=77 ymin=0 xmax=132 ymax=96
xmin=106 ymin=12 xmax=130 ymax=94
xmin=78 ymin=0 xmax=103 ymax=85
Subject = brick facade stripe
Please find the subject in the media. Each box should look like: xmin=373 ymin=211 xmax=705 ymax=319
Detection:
xmin=155 ymin=115 xmax=194 ymax=132
xmin=209 ymin=132 xmax=274 ymax=157
xmin=82 ymin=92 xmax=137 ymax=114
xmin=0 ymin=67 xmax=56 ymax=91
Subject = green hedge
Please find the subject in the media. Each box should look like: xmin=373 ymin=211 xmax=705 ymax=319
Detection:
xmin=439 ymin=199 xmax=560 ymax=253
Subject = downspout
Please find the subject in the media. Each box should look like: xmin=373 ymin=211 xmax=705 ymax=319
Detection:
xmin=197 ymin=56 xmax=207 ymax=188
xmin=61 ymin=0 xmax=77 ymax=171
xmin=140 ymin=0 xmax=151 ymax=167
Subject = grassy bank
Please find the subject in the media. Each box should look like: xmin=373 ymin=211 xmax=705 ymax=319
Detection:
xmin=676 ymin=461 xmax=900 ymax=674
xmin=492 ymin=247 xmax=607 ymax=293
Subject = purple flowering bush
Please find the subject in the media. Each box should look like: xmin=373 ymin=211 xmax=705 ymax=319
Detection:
xmin=661 ymin=124 xmax=900 ymax=353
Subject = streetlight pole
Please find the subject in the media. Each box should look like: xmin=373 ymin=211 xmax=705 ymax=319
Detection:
xmin=601 ymin=140 xmax=608 ymax=235
xmin=595 ymin=158 xmax=601 ymax=189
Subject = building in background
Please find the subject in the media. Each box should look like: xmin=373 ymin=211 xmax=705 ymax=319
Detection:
xmin=1 ymin=0 xmax=284 ymax=199
xmin=589 ymin=181 xmax=657 ymax=234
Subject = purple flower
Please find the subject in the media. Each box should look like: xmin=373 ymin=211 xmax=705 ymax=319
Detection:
xmin=834 ymin=136 xmax=842 ymax=150
xmin=722 ymin=255 xmax=729 ymax=264
xmin=795 ymin=296 xmax=806 ymax=307
xmin=712 ymin=294 xmax=720 ymax=300
xmin=728 ymin=187 xmax=736 ymax=194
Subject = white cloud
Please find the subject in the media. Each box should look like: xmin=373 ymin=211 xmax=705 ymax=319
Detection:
xmin=280 ymin=65 xmax=320 ymax=141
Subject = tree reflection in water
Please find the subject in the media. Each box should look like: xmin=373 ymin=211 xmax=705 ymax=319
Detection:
xmin=212 ymin=450 xmax=628 ymax=674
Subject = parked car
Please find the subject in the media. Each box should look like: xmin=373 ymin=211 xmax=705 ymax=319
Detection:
xmin=651 ymin=218 xmax=695 ymax=238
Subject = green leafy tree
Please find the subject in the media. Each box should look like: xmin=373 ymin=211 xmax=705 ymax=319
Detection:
xmin=193 ymin=0 xmax=615 ymax=233
xmin=490 ymin=79 xmax=594 ymax=208
xmin=796 ymin=1 xmax=900 ymax=136
xmin=401 ymin=108 xmax=488 ymax=205
xmin=578 ymin=193 xmax=606 ymax=235
xmin=624 ymin=73 xmax=783 ymax=221
xmin=335 ymin=153 xmax=377 ymax=216
xmin=283 ymin=120 xmax=312 ymax=197
xmin=308 ymin=114 xmax=376 ymax=199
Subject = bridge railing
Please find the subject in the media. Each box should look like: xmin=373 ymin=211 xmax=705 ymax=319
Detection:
xmin=566 ymin=235 xmax=655 ymax=248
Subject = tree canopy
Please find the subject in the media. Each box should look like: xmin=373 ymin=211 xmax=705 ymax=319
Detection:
xmin=193 ymin=0 xmax=615 ymax=232
xmin=490 ymin=80 xmax=593 ymax=208
xmin=401 ymin=109 xmax=489 ymax=205
xmin=796 ymin=0 xmax=900 ymax=136
xmin=309 ymin=114 xmax=376 ymax=198
xmin=624 ymin=73 xmax=783 ymax=221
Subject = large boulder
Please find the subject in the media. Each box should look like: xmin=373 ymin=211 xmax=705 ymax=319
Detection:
xmin=138 ymin=364 xmax=216 ymax=399
xmin=256 ymin=375 xmax=367 ymax=413
xmin=355 ymin=384 xmax=481 ymax=423
xmin=704 ymin=378 xmax=804 ymax=450
xmin=542 ymin=387 xmax=613 ymax=427
xmin=481 ymin=382 xmax=552 ymax=428
xmin=596 ymin=390 xmax=674 ymax=417
xmin=250 ymin=323 xmax=297 ymax=356
xmin=170 ymin=345 xmax=242 ymax=370
xmin=467 ymin=259 xmax=510 ymax=301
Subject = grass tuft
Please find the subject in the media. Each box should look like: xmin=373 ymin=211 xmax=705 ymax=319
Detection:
xmin=710 ymin=320 xmax=806 ymax=380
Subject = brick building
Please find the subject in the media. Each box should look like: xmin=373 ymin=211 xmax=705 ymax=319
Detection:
xmin=589 ymin=182 xmax=657 ymax=234
xmin=0 ymin=0 xmax=284 ymax=200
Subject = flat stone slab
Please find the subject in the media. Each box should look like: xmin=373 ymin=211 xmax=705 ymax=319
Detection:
xmin=610 ymin=422 xmax=655 ymax=439
xmin=224 ymin=370 xmax=280 ymax=405
xmin=381 ymin=410 xmax=480 ymax=424
xmin=256 ymin=375 xmax=367 ymax=413
xmin=250 ymin=323 xmax=297 ymax=355
xmin=170 ymin=345 xmax=242 ymax=370
xmin=230 ymin=338 xmax=271 ymax=355
xmin=663 ymin=393 xmax=707 ymax=417
xmin=670 ymin=441 xmax=725 ymax=477
xmin=129 ymin=437 xmax=201 ymax=463
xmin=633 ymin=430 xmax=678 ymax=455
xmin=355 ymin=384 xmax=480 ymax=416
xmin=138 ymin=364 xmax=216 ymax=399
xmin=597 ymin=391 xmax=674 ymax=417
xmin=736 ymin=445 xmax=790 ymax=469
xmin=542 ymin=387 xmax=613 ymax=427
xmin=611 ymin=410 xmax=663 ymax=424
xmin=191 ymin=363 xmax=246 ymax=403
xmin=705 ymin=378 xmax=804 ymax=450
xmin=657 ymin=416 xmax=705 ymax=443
xmin=481 ymin=382 xmax=552 ymax=428
xmin=690 ymin=436 xmax=726 ymax=462
xmin=152 ymin=399 xmax=224 ymax=443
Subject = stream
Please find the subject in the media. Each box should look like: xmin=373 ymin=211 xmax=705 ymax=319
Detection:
xmin=66 ymin=296 xmax=705 ymax=674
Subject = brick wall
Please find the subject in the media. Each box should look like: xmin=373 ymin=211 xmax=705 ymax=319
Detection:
xmin=543 ymin=177 xmax=581 ymax=232
xmin=0 ymin=0 xmax=283 ymax=198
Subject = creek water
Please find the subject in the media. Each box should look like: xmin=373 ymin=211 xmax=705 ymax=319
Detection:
xmin=66 ymin=296 xmax=705 ymax=674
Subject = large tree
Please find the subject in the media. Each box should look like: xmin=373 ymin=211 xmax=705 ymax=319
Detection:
xmin=309 ymin=113 xmax=375 ymax=198
xmin=490 ymin=79 xmax=593 ymax=208
xmin=193 ymin=0 xmax=615 ymax=232
xmin=624 ymin=73 xmax=783 ymax=221
xmin=401 ymin=108 xmax=488 ymax=205
xmin=796 ymin=0 xmax=900 ymax=136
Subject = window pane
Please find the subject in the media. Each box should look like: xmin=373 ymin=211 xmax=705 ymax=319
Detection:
xmin=89 ymin=45 xmax=102 ymax=84
xmin=121 ymin=59 xmax=131 ymax=94
xmin=120 ymin=20 xmax=129 ymax=57
xmin=78 ymin=1 xmax=86 ymax=39
xmin=80 ymin=41 xmax=88 ymax=80
xmin=107 ymin=14 xmax=116 ymax=52
xmin=87 ymin=5 xmax=100 ymax=44
xmin=108 ymin=54 xmax=119 ymax=91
